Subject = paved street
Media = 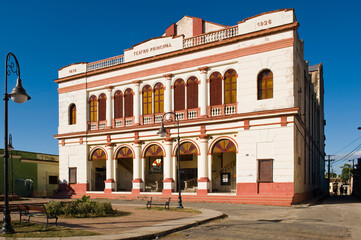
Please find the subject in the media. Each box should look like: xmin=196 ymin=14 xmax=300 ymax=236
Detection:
xmin=155 ymin=195 xmax=361 ymax=240
xmin=108 ymin=195 xmax=361 ymax=240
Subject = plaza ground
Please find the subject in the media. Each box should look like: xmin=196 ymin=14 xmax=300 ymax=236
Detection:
xmin=2 ymin=195 xmax=361 ymax=239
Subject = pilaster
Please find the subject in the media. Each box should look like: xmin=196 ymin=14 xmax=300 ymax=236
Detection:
xmin=105 ymin=144 xmax=115 ymax=193
xmin=198 ymin=67 xmax=208 ymax=117
xmin=198 ymin=134 xmax=210 ymax=195
xmin=133 ymin=80 xmax=141 ymax=125
xmin=163 ymin=137 xmax=175 ymax=194
xmin=106 ymin=86 xmax=113 ymax=128
xmin=132 ymin=141 xmax=143 ymax=194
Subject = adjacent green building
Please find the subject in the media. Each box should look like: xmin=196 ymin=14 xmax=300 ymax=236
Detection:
xmin=0 ymin=149 xmax=59 ymax=197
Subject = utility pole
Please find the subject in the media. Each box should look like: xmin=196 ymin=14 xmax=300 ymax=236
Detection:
xmin=326 ymin=155 xmax=335 ymax=195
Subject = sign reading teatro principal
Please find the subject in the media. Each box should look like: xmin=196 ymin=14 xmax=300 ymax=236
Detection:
xmin=124 ymin=36 xmax=183 ymax=62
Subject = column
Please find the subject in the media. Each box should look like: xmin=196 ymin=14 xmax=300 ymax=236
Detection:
xmin=132 ymin=141 xmax=143 ymax=194
xmin=164 ymin=74 xmax=172 ymax=114
xmin=133 ymin=81 xmax=141 ymax=125
xmin=104 ymin=144 xmax=115 ymax=193
xmin=197 ymin=134 xmax=210 ymax=195
xmin=208 ymin=153 xmax=212 ymax=192
xmin=106 ymin=87 xmax=113 ymax=128
xmin=172 ymin=155 xmax=177 ymax=191
xmin=163 ymin=138 xmax=174 ymax=194
xmin=198 ymin=67 xmax=208 ymax=117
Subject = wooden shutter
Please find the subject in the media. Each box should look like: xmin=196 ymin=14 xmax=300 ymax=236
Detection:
xmin=124 ymin=89 xmax=133 ymax=117
xmin=210 ymin=72 xmax=222 ymax=106
xmin=258 ymin=159 xmax=273 ymax=182
xmin=114 ymin=91 xmax=123 ymax=119
xmin=98 ymin=93 xmax=106 ymax=121
xmin=89 ymin=96 xmax=98 ymax=122
xmin=69 ymin=168 xmax=77 ymax=184
xmin=174 ymin=79 xmax=185 ymax=111
xmin=187 ymin=77 xmax=198 ymax=109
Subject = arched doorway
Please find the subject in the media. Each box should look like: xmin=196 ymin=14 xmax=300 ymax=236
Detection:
xmin=176 ymin=142 xmax=198 ymax=192
xmin=144 ymin=145 xmax=164 ymax=192
xmin=115 ymin=147 xmax=133 ymax=191
xmin=89 ymin=148 xmax=107 ymax=191
xmin=211 ymin=139 xmax=237 ymax=193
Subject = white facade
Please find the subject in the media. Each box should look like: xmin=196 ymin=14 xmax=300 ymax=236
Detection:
xmin=55 ymin=9 xmax=325 ymax=205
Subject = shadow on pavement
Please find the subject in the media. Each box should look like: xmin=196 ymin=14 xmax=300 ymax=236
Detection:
xmin=316 ymin=195 xmax=361 ymax=205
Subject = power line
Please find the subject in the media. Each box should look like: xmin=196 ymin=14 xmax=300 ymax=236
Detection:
xmin=332 ymin=135 xmax=361 ymax=155
xmin=333 ymin=143 xmax=361 ymax=165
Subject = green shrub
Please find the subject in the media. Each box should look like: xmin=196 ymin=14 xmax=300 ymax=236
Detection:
xmin=45 ymin=195 xmax=116 ymax=218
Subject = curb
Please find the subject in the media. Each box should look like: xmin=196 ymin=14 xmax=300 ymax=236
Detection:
xmin=0 ymin=207 xmax=226 ymax=240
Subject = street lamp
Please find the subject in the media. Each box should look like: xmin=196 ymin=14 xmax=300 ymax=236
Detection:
xmin=157 ymin=112 xmax=183 ymax=208
xmin=1 ymin=53 xmax=31 ymax=234
xmin=8 ymin=134 xmax=14 ymax=196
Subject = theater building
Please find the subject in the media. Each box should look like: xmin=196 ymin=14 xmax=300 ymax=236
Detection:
xmin=54 ymin=9 xmax=325 ymax=205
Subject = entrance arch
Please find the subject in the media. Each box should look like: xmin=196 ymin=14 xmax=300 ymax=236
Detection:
xmin=175 ymin=142 xmax=198 ymax=192
xmin=115 ymin=146 xmax=133 ymax=191
xmin=144 ymin=144 xmax=164 ymax=192
xmin=89 ymin=148 xmax=107 ymax=191
xmin=211 ymin=139 xmax=237 ymax=193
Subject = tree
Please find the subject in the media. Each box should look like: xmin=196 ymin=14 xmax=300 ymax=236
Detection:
xmin=340 ymin=164 xmax=353 ymax=183
xmin=325 ymin=172 xmax=337 ymax=178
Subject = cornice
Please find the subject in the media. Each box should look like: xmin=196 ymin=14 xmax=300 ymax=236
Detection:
xmin=54 ymin=22 xmax=299 ymax=84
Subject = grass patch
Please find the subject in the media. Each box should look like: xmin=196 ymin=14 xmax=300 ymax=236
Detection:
xmin=0 ymin=221 xmax=100 ymax=238
xmin=140 ymin=206 xmax=201 ymax=214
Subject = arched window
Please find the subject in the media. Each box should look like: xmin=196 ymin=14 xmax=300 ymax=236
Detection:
xmin=154 ymin=83 xmax=164 ymax=114
xmin=69 ymin=104 xmax=76 ymax=125
xmin=224 ymin=69 xmax=237 ymax=104
xmin=210 ymin=72 xmax=222 ymax=106
xmin=258 ymin=69 xmax=273 ymax=100
xmin=98 ymin=93 xmax=106 ymax=121
xmin=89 ymin=95 xmax=98 ymax=122
xmin=187 ymin=76 xmax=198 ymax=109
xmin=142 ymin=85 xmax=152 ymax=115
xmin=124 ymin=88 xmax=134 ymax=117
xmin=174 ymin=79 xmax=185 ymax=111
xmin=114 ymin=90 xmax=123 ymax=119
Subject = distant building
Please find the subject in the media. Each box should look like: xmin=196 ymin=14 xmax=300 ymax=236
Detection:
xmin=0 ymin=149 xmax=59 ymax=197
xmin=54 ymin=9 xmax=325 ymax=206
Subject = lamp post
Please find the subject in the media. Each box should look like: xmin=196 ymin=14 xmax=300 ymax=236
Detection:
xmin=8 ymin=134 xmax=14 ymax=196
xmin=1 ymin=53 xmax=31 ymax=234
xmin=157 ymin=112 xmax=183 ymax=208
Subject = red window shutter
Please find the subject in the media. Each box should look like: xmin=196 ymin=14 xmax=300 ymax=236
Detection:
xmin=187 ymin=77 xmax=198 ymax=109
xmin=174 ymin=79 xmax=185 ymax=111
xmin=114 ymin=91 xmax=123 ymax=119
xmin=98 ymin=93 xmax=106 ymax=121
xmin=210 ymin=72 xmax=222 ymax=106
xmin=124 ymin=89 xmax=133 ymax=117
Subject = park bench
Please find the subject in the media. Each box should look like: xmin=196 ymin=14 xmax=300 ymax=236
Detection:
xmin=17 ymin=203 xmax=58 ymax=229
xmin=146 ymin=197 xmax=171 ymax=210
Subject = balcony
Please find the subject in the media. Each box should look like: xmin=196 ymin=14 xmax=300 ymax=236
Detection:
xmin=208 ymin=103 xmax=237 ymax=117
xmin=142 ymin=113 xmax=164 ymax=125
xmin=88 ymin=120 xmax=107 ymax=130
xmin=174 ymin=108 xmax=200 ymax=121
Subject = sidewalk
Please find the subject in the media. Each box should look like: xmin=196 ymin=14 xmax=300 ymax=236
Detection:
xmin=1 ymin=199 xmax=225 ymax=239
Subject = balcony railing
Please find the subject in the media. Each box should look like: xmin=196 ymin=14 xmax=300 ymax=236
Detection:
xmin=85 ymin=26 xmax=238 ymax=72
xmin=98 ymin=121 xmax=107 ymax=129
xmin=125 ymin=117 xmax=133 ymax=126
xmin=87 ymin=55 xmax=124 ymax=72
xmin=183 ymin=26 xmax=238 ymax=48
xmin=209 ymin=103 xmax=237 ymax=117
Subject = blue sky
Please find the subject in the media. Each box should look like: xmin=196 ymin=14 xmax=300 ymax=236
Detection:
xmin=0 ymin=1 xmax=360 ymax=172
